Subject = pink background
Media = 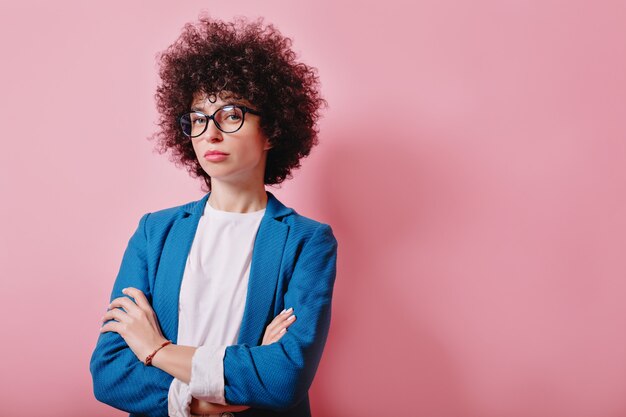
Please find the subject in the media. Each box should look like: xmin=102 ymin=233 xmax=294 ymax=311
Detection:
xmin=1 ymin=1 xmax=625 ymax=416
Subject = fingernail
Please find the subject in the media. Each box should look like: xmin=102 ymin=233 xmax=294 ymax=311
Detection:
xmin=280 ymin=308 xmax=287 ymax=314
xmin=286 ymin=307 xmax=293 ymax=313
xmin=287 ymin=315 xmax=296 ymax=321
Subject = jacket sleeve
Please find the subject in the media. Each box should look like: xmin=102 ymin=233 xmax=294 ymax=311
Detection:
xmin=89 ymin=212 xmax=173 ymax=417
xmin=222 ymin=223 xmax=339 ymax=411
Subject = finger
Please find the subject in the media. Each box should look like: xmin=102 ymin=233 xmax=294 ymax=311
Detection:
xmin=266 ymin=308 xmax=294 ymax=332
xmin=267 ymin=309 xmax=294 ymax=337
xmin=268 ymin=328 xmax=288 ymax=344
xmin=268 ymin=315 xmax=296 ymax=341
xmin=275 ymin=313 xmax=296 ymax=330
xmin=122 ymin=287 xmax=152 ymax=312
xmin=100 ymin=321 xmax=122 ymax=334
xmin=269 ymin=329 xmax=287 ymax=343
xmin=102 ymin=308 xmax=128 ymax=323
xmin=272 ymin=315 xmax=295 ymax=340
xmin=262 ymin=308 xmax=295 ymax=345
xmin=109 ymin=296 xmax=141 ymax=316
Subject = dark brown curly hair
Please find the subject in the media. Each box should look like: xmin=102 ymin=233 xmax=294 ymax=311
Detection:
xmin=148 ymin=13 xmax=328 ymax=191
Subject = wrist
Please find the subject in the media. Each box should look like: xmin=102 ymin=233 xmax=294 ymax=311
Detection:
xmin=145 ymin=339 xmax=172 ymax=366
xmin=146 ymin=342 xmax=198 ymax=383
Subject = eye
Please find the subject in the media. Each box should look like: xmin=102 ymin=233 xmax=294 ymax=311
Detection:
xmin=190 ymin=114 xmax=207 ymax=124
xmin=220 ymin=107 xmax=242 ymax=121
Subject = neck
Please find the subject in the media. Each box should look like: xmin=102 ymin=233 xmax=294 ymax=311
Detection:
xmin=207 ymin=180 xmax=268 ymax=213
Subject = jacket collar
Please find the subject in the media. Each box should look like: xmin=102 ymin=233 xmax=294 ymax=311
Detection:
xmin=181 ymin=190 xmax=293 ymax=219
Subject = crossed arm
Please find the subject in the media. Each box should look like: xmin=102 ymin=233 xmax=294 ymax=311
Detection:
xmin=90 ymin=213 xmax=338 ymax=416
xmin=101 ymin=288 xmax=297 ymax=414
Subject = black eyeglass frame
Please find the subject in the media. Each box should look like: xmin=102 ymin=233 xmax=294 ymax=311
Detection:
xmin=178 ymin=105 xmax=263 ymax=137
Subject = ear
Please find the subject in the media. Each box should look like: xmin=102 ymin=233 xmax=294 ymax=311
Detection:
xmin=263 ymin=137 xmax=274 ymax=151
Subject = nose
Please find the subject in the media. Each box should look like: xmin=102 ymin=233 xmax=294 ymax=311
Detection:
xmin=200 ymin=117 xmax=223 ymax=142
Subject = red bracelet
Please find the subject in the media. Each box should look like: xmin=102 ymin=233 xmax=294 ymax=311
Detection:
xmin=144 ymin=340 xmax=172 ymax=366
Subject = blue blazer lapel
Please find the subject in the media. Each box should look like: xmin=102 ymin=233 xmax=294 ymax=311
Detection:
xmin=152 ymin=194 xmax=208 ymax=343
xmin=152 ymin=191 xmax=293 ymax=347
xmin=237 ymin=193 xmax=292 ymax=345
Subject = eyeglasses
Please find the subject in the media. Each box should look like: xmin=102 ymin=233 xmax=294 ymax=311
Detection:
xmin=178 ymin=105 xmax=262 ymax=137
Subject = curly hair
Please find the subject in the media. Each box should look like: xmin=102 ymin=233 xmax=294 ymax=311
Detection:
xmin=148 ymin=13 xmax=328 ymax=192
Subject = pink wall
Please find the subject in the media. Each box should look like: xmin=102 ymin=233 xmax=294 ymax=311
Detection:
xmin=1 ymin=1 xmax=625 ymax=416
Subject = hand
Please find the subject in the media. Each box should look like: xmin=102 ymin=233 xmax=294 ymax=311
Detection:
xmin=262 ymin=307 xmax=296 ymax=345
xmin=190 ymin=307 xmax=296 ymax=415
xmin=100 ymin=287 xmax=168 ymax=363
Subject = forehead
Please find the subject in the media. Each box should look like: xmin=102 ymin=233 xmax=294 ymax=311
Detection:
xmin=191 ymin=91 xmax=253 ymax=109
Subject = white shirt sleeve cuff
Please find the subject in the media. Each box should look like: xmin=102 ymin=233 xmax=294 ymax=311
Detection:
xmin=189 ymin=344 xmax=228 ymax=405
xmin=168 ymin=377 xmax=192 ymax=417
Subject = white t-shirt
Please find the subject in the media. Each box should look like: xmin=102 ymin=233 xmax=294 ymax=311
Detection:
xmin=168 ymin=200 xmax=266 ymax=417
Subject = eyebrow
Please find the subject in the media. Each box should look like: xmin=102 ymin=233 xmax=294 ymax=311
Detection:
xmin=190 ymin=101 xmax=242 ymax=112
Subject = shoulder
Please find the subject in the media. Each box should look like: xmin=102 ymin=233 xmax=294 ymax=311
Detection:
xmin=278 ymin=203 xmax=338 ymax=251
xmin=281 ymin=208 xmax=335 ymax=241
xmin=135 ymin=196 xmax=204 ymax=237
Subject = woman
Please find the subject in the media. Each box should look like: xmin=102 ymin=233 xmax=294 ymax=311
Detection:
xmin=89 ymin=14 xmax=338 ymax=417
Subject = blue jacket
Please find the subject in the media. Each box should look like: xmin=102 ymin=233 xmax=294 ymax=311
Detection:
xmin=89 ymin=191 xmax=338 ymax=417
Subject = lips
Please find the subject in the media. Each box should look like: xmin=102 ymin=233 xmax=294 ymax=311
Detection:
xmin=204 ymin=150 xmax=229 ymax=157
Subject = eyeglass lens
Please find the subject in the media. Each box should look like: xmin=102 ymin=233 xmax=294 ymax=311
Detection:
xmin=180 ymin=106 xmax=245 ymax=136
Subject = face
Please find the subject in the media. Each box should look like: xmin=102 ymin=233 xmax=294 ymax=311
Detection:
xmin=187 ymin=91 xmax=272 ymax=186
